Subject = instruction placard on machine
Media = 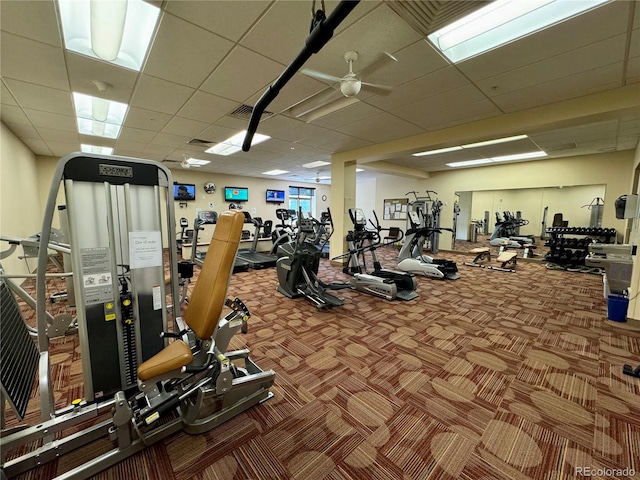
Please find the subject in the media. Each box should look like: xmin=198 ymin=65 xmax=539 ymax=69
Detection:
xmin=80 ymin=247 xmax=114 ymax=305
xmin=129 ymin=231 xmax=162 ymax=269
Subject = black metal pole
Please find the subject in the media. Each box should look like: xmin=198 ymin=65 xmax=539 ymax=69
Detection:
xmin=242 ymin=0 xmax=360 ymax=151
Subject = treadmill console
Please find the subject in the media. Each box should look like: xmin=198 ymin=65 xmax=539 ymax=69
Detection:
xmin=197 ymin=210 xmax=218 ymax=226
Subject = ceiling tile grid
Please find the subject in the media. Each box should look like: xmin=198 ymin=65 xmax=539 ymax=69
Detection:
xmin=0 ymin=0 xmax=637 ymax=181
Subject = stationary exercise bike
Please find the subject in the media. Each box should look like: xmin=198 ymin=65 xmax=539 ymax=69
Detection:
xmin=397 ymin=210 xmax=459 ymax=280
xmin=276 ymin=208 xmax=349 ymax=309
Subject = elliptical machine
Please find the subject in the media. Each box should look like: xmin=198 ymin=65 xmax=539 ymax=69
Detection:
xmin=276 ymin=208 xmax=349 ymax=309
xmin=336 ymin=209 xmax=418 ymax=301
xmin=397 ymin=210 xmax=459 ymax=280
xmin=489 ymin=211 xmax=535 ymax=247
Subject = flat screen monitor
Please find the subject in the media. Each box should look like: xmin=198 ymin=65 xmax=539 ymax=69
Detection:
xmin=173 ymin=183 xmax=196 ymax=201
xmin=266 ymin=189 xmax=285 ymax=204
xmin=224 ymin=186 xmax=249 ymax=202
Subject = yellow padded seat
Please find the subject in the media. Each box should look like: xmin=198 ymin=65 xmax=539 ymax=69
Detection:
xmin=138 ymin=340 xmax=192 ymax=381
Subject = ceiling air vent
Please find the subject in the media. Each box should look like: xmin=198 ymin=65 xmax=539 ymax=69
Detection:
xmin=383 ymin=0 xmax=491 ymax=37
xmin=187 ymin=138 xmax=214 ymax=146
xmin=545 ymin=141 xmax=578 ymax=152
xmin=228 ymin=104 xmax=275 ymax=121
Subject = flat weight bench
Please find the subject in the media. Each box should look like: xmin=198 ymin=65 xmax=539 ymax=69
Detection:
xmin=463 ymin=247 xmax=491 ymax=267
xmin=491 ymin=250 xmax=517 ymax=272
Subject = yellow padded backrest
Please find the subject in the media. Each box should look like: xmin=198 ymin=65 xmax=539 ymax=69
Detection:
xmin=185 ymin=210 xmax=243 ymax=339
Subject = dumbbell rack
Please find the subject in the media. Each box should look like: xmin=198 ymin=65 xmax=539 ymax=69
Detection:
xmin=544 ymin=227 xmax=617 ymax=268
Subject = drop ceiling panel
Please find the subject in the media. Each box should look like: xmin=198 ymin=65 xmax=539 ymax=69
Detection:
xmin=23 ymin=109 xmax=76 ymax=132
xmin=22 ymin=137 xmax=52 ymax=156
xmin=311 ymin=101 xmax=384 ymax=129
xmin=143 ymin=144 xmax=175 ymax=156
xmin=1 ymin=81 xmax=18 ymax=106
xmin=338 ymin=112 xmax=403 ymax=138
xmin=161 ymin=116 xmax=209 ymax=137
xmin=46 ymin=141 xmax=80 ymax=157
xmin=477 ymin=34 xmax=627 ymax=97
xmin=0 ymin=0 xmax=61 ymax=47
xmin=365 ymin=66 xmax=471 ymax=112
xmin=130 ymin=75 xmax=195 ymax=115
xmin=117 ymin=127 xmax=158 ymax=144
xmin=143 ymin=13 xmax=234 ymax=88
xmin=164 ymin=0 xmax=270 ymax=42
xmin=355 ymin=119 xmax=425 ymax=144
xmin=200 ymin=46 xmax=285 ymax=103
xmin=240 ymin=1 xmax=377 ymax=66
xmin=65 ymin=53 xmax=138 ymax=104
xmin=213 ymin=115 xmax=253 ymax=132
xmin=150 ymin=132 xmax=191 ymax=148
xmin=392 ymin=84 xmax=490 ymax=127
xmin=194 ymin=124 xmax=240 ymax=144
xmin=457 ymin=1 xmax=630 ymax=82
xmin=322 ymin=136 xmax=372 ymax=152
xmin=362 ymin=40 xmax=448 ymax=88
xmin=256 ymin=114 xmax=309 ymax=143
xmin=4 ymin=79 xmax=73 ymax=116
xmin=123 ymin=107 xmax=172 ymax=132
xmin=177 ymin=91 xmax=238 ymax=124
xmin=413 ymin=99 xmax=502 ymax=132
xmin=4 ymin=123 xmax=40 ymax=139
xmin=35 ymin=127 xmax=79 ymax=143
xmin=114 ymin=139 xmax=150 ymax=152
xmin=0 ymin=33 xmax=69 ymax=91
xmin=1 ymin=105 xmax=31 ymax=125
xmin=240 ymin=1 xmax=314 ymax=65
xmin=492 ymin=64 xmax=623 ymax=113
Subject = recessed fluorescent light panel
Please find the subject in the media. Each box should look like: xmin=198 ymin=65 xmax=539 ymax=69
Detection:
xmin=427 ymin=0 xmax=609 ymax=63
xmin=447 ymin=159 xmax=493 ymax=168
xmin=81 ymin=144 xmax=114 ymax=155
xmin=58 ymin=0 xmax=160 ymax=71
xmin=413 ymin=134 xmax=528 ymax=157
xmin=205 ymin=131 xmax=270 ymax=156
xmin=413 ymin=146 xmax=462 ymax=157
xmin=303 ymin=160 xmax=331 ymax=169
xmin=447 ymin=151 xmax=547 ymax=168
xmin=186 ymin=158 xmax=210 ymax=166
xmin=356 ymin=168 xmax=364 ymax=172
xmin=263 ymin=169 xmax=289 ymax=175
xmin=73 ymin=92 xmax=128 ymax=139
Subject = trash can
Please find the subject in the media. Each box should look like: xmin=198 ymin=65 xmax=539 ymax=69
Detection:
xmin=468 ymin=223 xmax=477 ymax=243
xmin=607 ymin=295 xmax=629 ymax=322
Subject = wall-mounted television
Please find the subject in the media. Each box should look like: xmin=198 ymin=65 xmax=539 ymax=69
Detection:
xmin=224 ymin=186 xmax=249 ymax=202
xmin=266 ymin=189 xmax=285 ymax=204
xmin=173 ymin=183 xmax=196 ymax=201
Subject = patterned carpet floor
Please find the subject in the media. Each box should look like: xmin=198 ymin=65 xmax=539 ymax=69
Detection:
xmin=4 ymin=246 xmax=640 ymax=480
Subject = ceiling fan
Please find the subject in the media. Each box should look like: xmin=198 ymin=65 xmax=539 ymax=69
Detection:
xmin=163 ymin=155 xmax=201 ymax=169
xmin=290 ymin=51 xmax=397 ymax=122
xmin=305 ymin=171 xmax=331 ymax=183
xmin=302 ymin=50 xmax=397 ymax=98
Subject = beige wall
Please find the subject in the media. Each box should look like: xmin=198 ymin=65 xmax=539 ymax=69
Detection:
xmin=1 ymin=123 xmax=43 ymax=276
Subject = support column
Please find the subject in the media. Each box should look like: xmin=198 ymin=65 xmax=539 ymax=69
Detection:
xmin=329 ymin=159 xmax=357 ymax=264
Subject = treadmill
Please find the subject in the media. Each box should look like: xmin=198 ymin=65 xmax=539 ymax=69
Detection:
xmin=236 ymin=212 xmax=277 ymax=269
xmin=190 ymin=211 xmax=250 ymax=274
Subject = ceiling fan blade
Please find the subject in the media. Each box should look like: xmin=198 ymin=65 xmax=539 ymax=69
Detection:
xmin=360 ymin=81 xmax=393 ymax=96
xmin=356 ymin=51 xmax=398 ymax=77
xmin=300 ymin=68 xmax=343 ymax=84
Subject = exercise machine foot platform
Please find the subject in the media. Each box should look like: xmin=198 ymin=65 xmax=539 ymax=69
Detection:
xmin=1 ymin=154 xmax=274 ymax=479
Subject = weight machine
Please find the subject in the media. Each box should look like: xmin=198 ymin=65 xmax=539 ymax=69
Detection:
xmin=1 ymin=153 xmax=274 ymax=479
